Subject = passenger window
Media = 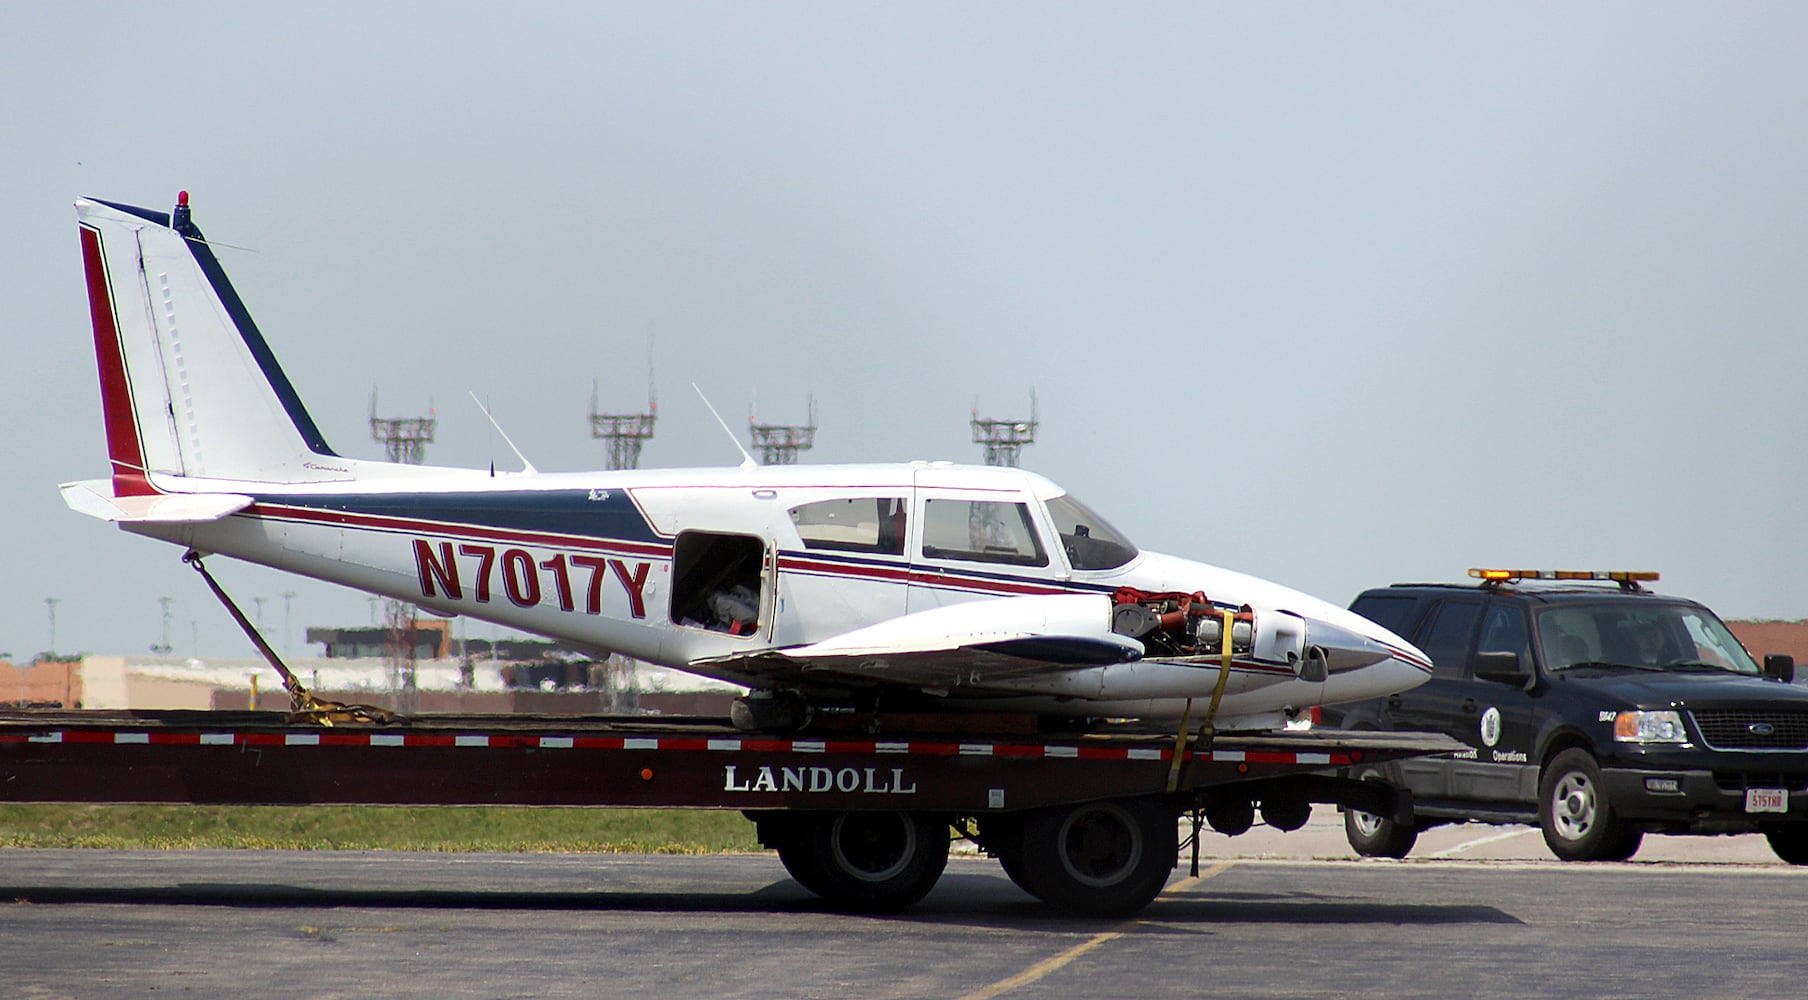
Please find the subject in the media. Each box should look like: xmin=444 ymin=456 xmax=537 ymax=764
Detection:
xmin=1415 ymin=600 xmax=1482 ymax=677
xmin=1477 ymin=604 xmax=1530 ymax=664
xmin=1539 ymin=609 xmax=1605 ymax=669
xmin=920 ymin=499 xmax=1048 ymax=567
xmin=788 ymin=497 xmax=907 ymax=555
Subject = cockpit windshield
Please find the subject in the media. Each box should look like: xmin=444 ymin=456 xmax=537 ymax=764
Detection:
xmin=1536 ymin=602 xmax=1760 ymax=675
xmin=1044 ymin=494 xmax=1139 ymax=571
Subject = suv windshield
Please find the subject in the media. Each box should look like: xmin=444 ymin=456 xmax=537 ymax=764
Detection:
xmin=1536 ymin=601 xmax=1760 ymax=675
xmin=1044 ymin=494 xmax=1139 ymax=570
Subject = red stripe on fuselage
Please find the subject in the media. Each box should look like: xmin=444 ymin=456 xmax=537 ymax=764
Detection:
xmin=80 ymin=225 xmax=155 ymax=498
xmin=904 ymin=569 xmax=1067 ymax=597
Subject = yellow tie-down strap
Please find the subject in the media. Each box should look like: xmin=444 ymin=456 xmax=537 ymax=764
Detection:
xmin=1166 ymin=610 xmax=1239 ymax=792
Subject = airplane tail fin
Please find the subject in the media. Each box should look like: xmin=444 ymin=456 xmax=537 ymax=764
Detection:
xmin=74 ymin=194 xmax=346 ymax=497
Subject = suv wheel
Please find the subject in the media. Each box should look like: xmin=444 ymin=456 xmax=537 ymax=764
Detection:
xmin=1343 ymin=766 xmax=1417 ymax=859
xmin=1763 ymin=825 xmax=1808 ymax=865
xmin=1538 ymin=748 xmax=1642 ymax=861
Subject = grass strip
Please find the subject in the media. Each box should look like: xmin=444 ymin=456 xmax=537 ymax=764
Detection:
xmin=0 ymin=804 xmax=763 ymax=854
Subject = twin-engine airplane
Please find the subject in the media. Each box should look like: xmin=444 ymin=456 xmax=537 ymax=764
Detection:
xmin=63 ymin=194 xmax=1431 ymax=730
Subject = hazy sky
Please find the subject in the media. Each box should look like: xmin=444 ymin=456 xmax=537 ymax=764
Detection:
xmin=5 ymin=2 xmax=1808 ymax=659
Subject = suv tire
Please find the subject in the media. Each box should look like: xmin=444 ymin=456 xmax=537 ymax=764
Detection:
xmin=1538 ymin=748 xmax=1642 ymax=861
xmin=1343 ymin=766 xmax=1417 ymax=858
xmin=1763 ymin=825 xmax=1808 ymax=865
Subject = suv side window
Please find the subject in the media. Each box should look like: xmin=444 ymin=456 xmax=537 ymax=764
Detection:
xmin=1477 ymin=602 xmax=1531 ymax=664
xmin=1351 ymin=594 xmax=1425 ymax=638
xmin=1415 ymin=599 xmax=1482 ymax=678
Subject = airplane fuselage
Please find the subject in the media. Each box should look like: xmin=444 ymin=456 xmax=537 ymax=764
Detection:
xmin=128 ymin=461 xmax=1428 ymax=722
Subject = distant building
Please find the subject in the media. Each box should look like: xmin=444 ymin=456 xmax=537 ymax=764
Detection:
xmin=1727 ymin=621 xmax=1808 ymax=669
xmin=0 ymin=650 xmax=741 ymax=716
xmin=306 ymin=621 xmax=453 ymax=660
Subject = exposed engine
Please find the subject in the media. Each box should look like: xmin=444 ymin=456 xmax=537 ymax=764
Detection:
xmin=1109 ymin=588 xmax=1254 ymax=659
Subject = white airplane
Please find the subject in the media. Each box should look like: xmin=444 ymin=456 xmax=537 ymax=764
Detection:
xmin=62 ymin=193 xmax=1431 ymax=730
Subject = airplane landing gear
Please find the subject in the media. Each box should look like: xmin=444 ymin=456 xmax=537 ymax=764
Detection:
xmin=730 ymin=691 xmax=813 ymax=732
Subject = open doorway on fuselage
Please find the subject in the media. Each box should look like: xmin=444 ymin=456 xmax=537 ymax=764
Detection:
xmin=669 ymin=530 xmax=768 ymax=637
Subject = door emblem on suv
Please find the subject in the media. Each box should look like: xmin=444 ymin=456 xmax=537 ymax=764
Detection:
xmin=1480 ymin=706 xmax=1503 ymax=747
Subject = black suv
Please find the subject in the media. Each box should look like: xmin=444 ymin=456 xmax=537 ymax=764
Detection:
xmin=1330 ymin=570 xmax=1808 ymax=863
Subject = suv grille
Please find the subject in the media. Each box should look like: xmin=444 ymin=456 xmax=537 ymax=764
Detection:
xmin=1691 ymin=710 xmax=1808 ymax=751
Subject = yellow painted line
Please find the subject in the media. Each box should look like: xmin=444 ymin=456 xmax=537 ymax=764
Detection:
xmin=956 ymin=862 xmax=1232 ymax=1000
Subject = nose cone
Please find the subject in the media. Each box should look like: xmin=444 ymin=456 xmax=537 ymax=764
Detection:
xmin=1300 ymin=615 xmax=1434 ymax=693
xmin=1304 ymin=617 xmax=1398 ymax=674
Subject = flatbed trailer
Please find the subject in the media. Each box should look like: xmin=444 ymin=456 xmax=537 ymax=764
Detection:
xmin=0 ymin=709 xmax=1457 ymax=916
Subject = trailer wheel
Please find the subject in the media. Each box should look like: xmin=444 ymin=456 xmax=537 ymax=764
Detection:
xmin=976 ymin=815 xmax=1043 ymax=900
xmin=1016 ymin=798 xmax=1177 ymax=917
xmin=776 ymin=811 xmax=949 ymax=912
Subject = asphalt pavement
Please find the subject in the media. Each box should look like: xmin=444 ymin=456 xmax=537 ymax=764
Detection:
xmin=0 ymin=819 xmax=1799 ymax=1000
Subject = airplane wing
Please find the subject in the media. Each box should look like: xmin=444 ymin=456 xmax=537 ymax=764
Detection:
xmin=695 ymin=593 xmax=1143 ymax=690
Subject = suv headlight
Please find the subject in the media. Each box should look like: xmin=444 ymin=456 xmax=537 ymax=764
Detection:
xmin=1613 ymin=710 xmax=1688 ymax=743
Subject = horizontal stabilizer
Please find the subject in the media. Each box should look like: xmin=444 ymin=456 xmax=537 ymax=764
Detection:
xmin=59 ymin=480 xmax=251 ymax=523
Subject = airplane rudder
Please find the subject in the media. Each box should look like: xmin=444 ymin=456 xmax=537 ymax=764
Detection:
xmin=76 ymin=203 xmax=163 ymax=495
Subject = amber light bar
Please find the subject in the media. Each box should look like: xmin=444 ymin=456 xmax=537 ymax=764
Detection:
xmin=1468 ymin=568 xmax=1660 ymax=583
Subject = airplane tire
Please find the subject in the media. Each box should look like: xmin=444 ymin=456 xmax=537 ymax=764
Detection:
xmin=730 ymin=692 xmax=812 ymax=733
xmin=1015 ymin=797 xmax=1177 ymax=917
xmin=777 ymin=811 xmax=949 ymax=912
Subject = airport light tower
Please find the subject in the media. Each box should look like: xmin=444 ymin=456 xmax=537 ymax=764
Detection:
xmin=587 ymin=380 xmax=656 ymax=711
xmin=153 ymin=597 xmax=174 ymax=655
xmin=368 ymin=387 xmax=433 ymax=714
xmin=589 ymin=384 xmax=658 ymax=471
xmin=369 ymin=388 xmax=437 ymax=464
xmin=970 ymin=391 xmax=1039 ymax=467
xmin=749 ymin=395 xmax=818 ymax=465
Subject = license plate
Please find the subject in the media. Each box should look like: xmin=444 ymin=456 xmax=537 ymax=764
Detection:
xmin=1746 ymin=788 xmax=1788 ymax=813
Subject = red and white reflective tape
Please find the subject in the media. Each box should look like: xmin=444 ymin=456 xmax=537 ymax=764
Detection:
xmin=0 ymin=729 xmax=1353 ymax=766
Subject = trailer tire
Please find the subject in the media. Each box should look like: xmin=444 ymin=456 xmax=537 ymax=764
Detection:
xmin=976 ymin=815 xmax=1044 ymax=900
xmin=1016 ymin=797 xmax=1177 ymax=917
xmin=776 ymin=811 xmax=949 ymax=912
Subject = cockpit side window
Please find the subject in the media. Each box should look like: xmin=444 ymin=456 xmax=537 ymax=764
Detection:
xmin=1044 ymin=494 xmax=1138 ymax=570
xmin=921 ymin=499 xmax=1047 ymax=567
xmin=788 ymin=497 xmax=907 ymax=555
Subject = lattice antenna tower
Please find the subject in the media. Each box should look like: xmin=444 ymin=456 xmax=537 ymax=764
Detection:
xmin=368 ymin=386 xmax=431 ymax=713
xmin=369 ymin=387 xmax=437 ymax=465
xmin=971 ymin=389 xmax=1039 ymax=467
xmin=589 ymin=335 xmax=659 ymax=471
xmin=748 ymin=392 xmax=818 ymax=465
